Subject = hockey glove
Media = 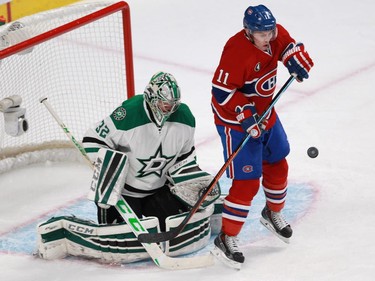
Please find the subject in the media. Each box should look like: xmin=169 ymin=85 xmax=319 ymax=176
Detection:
xmin=282 ymin=42 xmax=314 ymax=82
xmin=167 ymin=153 xmax=220 ymax=209
xmin=235 ymin=104 xmax=262 ymax=138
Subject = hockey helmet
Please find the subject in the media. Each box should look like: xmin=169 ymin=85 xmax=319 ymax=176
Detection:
xmin=144 ymin=71 xmax=181 ymax=127
xmin=243 ymin=5 xmax=276 ymax=33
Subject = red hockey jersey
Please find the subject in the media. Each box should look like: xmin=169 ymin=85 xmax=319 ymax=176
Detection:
xmin=211 ymin=24 xmax=295 ymax=131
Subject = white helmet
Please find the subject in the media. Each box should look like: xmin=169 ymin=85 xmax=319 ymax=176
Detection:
xmin=144 ymin=72 xmax=181 ymax=126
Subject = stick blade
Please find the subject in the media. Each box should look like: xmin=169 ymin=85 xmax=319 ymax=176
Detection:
xmin=158 ymin=254 xmax=215 ymax=270
xmin=138 ymin=226 xmax=182 ymax=243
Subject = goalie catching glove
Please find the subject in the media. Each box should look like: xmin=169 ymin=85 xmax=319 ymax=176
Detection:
xmin=166 ymin=154 xmax=221 ymax=209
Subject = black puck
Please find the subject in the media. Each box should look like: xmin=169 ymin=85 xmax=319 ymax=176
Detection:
xmin=307 ymin=147 xmax=319 ymax=158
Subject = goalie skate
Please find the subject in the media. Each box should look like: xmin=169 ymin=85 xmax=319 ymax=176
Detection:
xmin=260 ymin=205 xmax=293 ymax=244
xmin=210 ymin=232 xmax=244 ymax=270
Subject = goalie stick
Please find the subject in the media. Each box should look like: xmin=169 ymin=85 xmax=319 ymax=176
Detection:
xmin=39 ymin=97 xmax=214 ymax=270
xmin=137 ymin=75 xmax=296 ymax=243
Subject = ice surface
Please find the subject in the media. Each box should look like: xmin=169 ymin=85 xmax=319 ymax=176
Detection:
xmin=1 ymin=0 xmax=375 ymax=280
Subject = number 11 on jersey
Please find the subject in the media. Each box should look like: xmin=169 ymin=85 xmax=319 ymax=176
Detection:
xmin=217 ymin=69 xmax=229 ymax=85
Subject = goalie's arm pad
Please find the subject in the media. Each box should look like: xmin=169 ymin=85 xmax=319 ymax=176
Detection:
xmin=167 ymin=154 xmax=220 ymax=209
xmin=88 ymin=148 xmax=129 ymax=208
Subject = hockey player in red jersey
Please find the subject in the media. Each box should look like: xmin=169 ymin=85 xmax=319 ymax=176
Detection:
xmin=210 ymin=5 xmax=314 ymax=268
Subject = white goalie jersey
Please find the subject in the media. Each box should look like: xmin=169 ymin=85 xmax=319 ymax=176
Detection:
xmin=82 ymin=94 xmax=196 ymax=198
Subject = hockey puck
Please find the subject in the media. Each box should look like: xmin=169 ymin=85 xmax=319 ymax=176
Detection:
xmin=307 ymin=147 xmax=319 ymax=158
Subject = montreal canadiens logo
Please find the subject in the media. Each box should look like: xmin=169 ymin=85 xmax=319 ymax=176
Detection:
xmin=242 ymin=165 xmax=253 ymax=173
xmin=254 ymin=69 xmax=277 ymax=97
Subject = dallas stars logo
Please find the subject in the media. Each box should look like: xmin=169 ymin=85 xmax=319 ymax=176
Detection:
xmin=113 ymin=106 xmax=126 ymax=121
xmin=137 ymin=144 xmax=174 ymax=178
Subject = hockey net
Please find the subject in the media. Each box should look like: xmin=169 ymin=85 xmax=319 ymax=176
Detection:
xmin=0 ymin=0 xmax=134 ymax=173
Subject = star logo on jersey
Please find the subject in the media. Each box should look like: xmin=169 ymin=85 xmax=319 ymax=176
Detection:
xmin=137 ymin=144 xmax=175 ymax=178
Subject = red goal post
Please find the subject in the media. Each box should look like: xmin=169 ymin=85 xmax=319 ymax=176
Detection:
xmin=0 ymin=0 xmax=135 ymax=173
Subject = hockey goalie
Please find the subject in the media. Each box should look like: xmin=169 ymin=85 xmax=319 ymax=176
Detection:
xmin=37 ymin=72 xmax=222 ymax=264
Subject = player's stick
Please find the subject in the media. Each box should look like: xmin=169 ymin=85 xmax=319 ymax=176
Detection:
xmin=138 ymin=75 xmax=296 ymax=243
xmin=39 ymin=97 xmax=214 ymax=270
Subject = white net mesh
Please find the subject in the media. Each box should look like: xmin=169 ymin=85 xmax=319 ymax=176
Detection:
xmin=0 ymin=0 xmax=133 ymax=172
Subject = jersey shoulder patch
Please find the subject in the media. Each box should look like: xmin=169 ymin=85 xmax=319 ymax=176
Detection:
xmin=110 ymin=95 xmax=151 ymax=130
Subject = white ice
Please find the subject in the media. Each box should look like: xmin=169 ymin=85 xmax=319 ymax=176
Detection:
xmin=1 ymin=0 xmax=375 ymax=280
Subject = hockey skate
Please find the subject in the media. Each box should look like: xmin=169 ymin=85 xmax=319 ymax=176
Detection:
xmin=260 ymin=205 xmax=293 ymax=243
xmin=211 ymin=232 xmax=244 ymax=270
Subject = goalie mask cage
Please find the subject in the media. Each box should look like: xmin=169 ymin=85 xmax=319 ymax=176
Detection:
xmin=0 ymin=0 xmax=135 ymax=173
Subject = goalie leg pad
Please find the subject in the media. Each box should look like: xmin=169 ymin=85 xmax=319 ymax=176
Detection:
xmin=37 ymin=216 xmax=159 ymax=264
xmin=88 ymin=148 xmax=129 ymax=207
xmin=164 ymin=205 xmax=214 ymax=256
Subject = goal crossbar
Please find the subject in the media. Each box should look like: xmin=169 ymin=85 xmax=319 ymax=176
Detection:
xmin=0 ymin=1 xmax=134 ymax=96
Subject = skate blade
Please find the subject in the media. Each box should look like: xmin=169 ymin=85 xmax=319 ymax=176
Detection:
xmin=260 ymin=217 xmax=290 ymax=244
xmin=210 ymin=247 xmax=242 ymax=270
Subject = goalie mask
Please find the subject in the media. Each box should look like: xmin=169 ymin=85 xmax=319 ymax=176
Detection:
xmin=144 ymin=72 xmax=181 ymax=127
